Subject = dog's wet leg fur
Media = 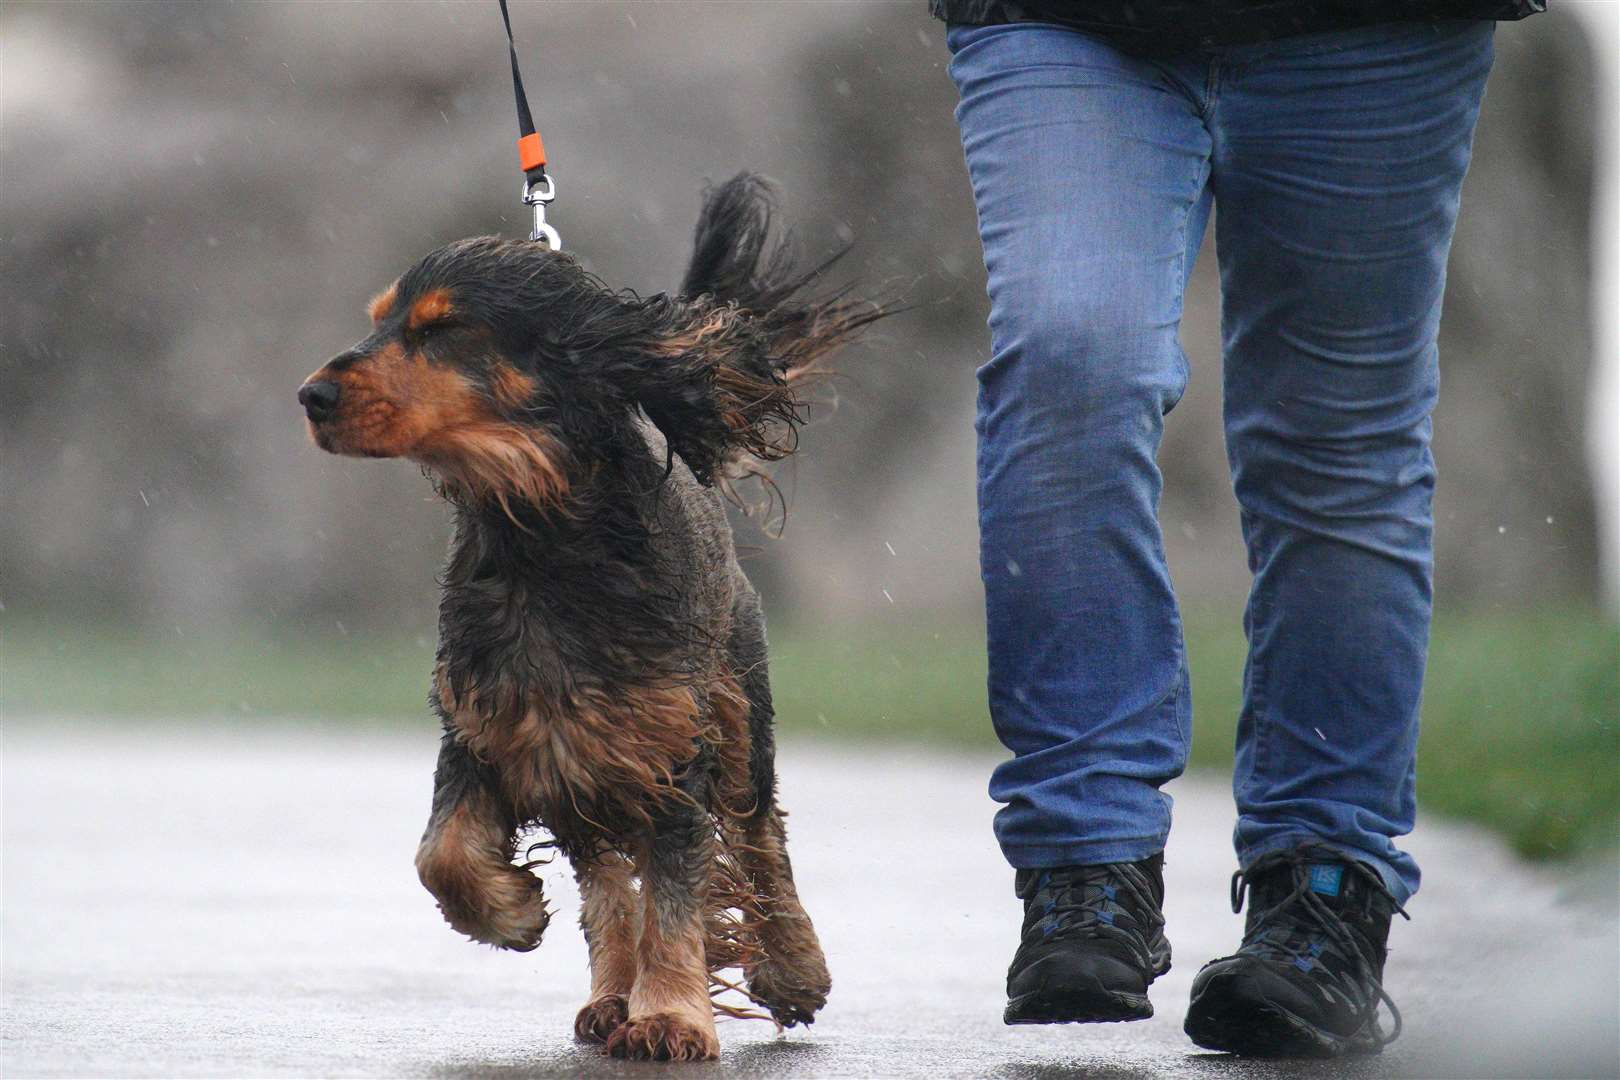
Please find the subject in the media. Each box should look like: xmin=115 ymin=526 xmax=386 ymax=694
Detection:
xmin=737 ymin=808 xmax=830 ymax=1027
xmin=573 ymin=852 xmax=640 ymax=1043
xmin=606 ymin=752 xmax=722 ymax=1062
xmin=414 ymin=733 xmax=551 ymax=951
xmin=729 ymin=593 xmax=832 ymax=1027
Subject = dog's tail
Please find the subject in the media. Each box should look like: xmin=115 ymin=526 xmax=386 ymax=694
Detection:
xmin=680 ymin=172 xmax=884 ymax=386
xmin=680 ymin=173 xmax=805 ymax=313
xmin=627 ymin=172 xmax=884 ymax=490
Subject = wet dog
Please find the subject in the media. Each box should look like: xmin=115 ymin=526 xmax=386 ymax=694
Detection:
xmin=298 ymin=174 xmax=880 ymax=1061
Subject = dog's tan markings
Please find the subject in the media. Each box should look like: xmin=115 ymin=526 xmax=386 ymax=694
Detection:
xmin=574 ymin=853 xmax=640 ymax=1043
xmin=413 ymin=787 xmax=551 ymax=951
xmin=487 ymin=362 xmax=538 ymax=411
xmin=407 ymin=287 xmax=454 ymax=330
xmin=303 ymin=343 xmax=482 ymax=456
xmin=606 ymin=867 xmax=719 ymax=1061
xmin=575 ymin=993 xmax=631 ymax=1046
xmin=367 ymin=282 xmax=398 ymax=324
xmin=303 ymin=346 xmax=570 ymax=512
xmin=707 ymin=673 xmax=756 ymax=819
xmin=419 ymin=423 xmax=571 ymax=520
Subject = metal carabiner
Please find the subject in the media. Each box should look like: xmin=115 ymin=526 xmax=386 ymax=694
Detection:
xmin=521 ymin=175 xmax=560 ymax=250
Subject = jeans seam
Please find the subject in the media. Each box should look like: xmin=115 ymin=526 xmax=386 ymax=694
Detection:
xmin=1244 ymin=567 xmax=1273 ymax=798
xmin=1161 ymin=618 xmax=1190 ymax=843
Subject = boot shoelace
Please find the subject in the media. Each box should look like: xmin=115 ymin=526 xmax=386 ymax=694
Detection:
xmin=1036 ymin=864 xmax=1164 ymax=968
xmin=1230 ymin=847 xmax=1411 ymax=1048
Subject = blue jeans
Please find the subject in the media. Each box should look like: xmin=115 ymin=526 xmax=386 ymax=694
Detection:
xmin=947 ymin=19 xmax=1495 ymax=903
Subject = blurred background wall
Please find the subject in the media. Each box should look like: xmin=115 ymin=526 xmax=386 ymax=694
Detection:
xmin=1 ymin=0 xmax=1609 ymax=642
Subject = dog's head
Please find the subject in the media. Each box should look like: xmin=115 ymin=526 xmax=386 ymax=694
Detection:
xmin=298 ymin=236 xmax=809 ymax=512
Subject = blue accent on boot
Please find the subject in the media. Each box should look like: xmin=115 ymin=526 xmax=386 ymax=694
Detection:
xmin=1307 ymin=864 xmax=1344 ymax=897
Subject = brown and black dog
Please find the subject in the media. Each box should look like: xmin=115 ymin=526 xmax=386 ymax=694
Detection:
xmin=298 ymin=174 xmax=881 ymax=1061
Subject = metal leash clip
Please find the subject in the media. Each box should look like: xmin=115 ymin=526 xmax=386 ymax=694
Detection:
xmin=523 ymin=175 xmax=560 ymax=250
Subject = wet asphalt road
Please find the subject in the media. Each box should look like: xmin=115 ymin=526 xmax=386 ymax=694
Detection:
xmin=3 ymin=723 xmax=1616 ymax=1079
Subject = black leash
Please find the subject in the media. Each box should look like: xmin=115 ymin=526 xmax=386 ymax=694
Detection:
xmin=498 ymin=0 xmax=559 ymax=248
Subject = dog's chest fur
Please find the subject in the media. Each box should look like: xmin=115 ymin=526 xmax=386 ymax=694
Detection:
xmin=436 ymin=658 xmax=713 ymax=841
xmin=431 ymin=440 xmax=746 ymax=847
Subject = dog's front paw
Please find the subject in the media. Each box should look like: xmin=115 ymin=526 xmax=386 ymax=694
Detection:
xmin=480 ymin=886 xmax=552 ymax=952
xmin=434 ymin=880 xmax=551 ymax=952
xmin=604 ymin=1012 xmax=720 ymax=1061
xmin=417 ymin=827 xmax=552 ymax=952
xmin=574 ymin=994 xmax=628 ymax=1043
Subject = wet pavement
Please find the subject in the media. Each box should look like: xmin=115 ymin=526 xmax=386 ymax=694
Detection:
xmin=3 ymin=723 xmax=1616 ymax=1078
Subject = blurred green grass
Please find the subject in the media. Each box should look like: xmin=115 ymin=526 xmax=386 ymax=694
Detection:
xmin=5 ymin=608 xmax=1614 ymax=860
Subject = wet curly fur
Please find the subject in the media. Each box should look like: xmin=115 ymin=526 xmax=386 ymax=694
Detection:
xmin=299 ymin=174 xmax=882 ymax=1061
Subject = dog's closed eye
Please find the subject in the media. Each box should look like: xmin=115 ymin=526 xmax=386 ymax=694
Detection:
xmin=412 ymin=318 xmax=457 ymax=343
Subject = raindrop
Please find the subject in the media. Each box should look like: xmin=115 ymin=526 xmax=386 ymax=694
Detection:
xmin=884 ymin=541 xmax=897 ymax=556
xmin=881 ymin=588 xmax=894 ymax=604
xmin=1006 ymin=559 xmax=1022 ymax=577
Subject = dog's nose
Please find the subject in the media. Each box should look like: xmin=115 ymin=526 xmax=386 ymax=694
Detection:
xmin=298 ymin=380 xmax=340 ymax=422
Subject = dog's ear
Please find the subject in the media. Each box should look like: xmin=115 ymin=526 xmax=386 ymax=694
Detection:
xmin=611 ymin=297 xmax=806 ymax=487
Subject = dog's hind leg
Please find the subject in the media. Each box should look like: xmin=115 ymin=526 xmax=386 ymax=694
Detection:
xmin=728 ymin=590 xmax=832 ymax=1028
xmin=572 ymin=852 xmax=639 ymax=1043
xmin=414 ymin=732 xmax=551 ymax=951
xmin=606 ymin=757 xmax=722 ymax=1062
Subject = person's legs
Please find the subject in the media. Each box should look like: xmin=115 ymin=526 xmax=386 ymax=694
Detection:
xmin=947 ymin=22 xmax=1211 ymax=871
xmin=1211 ymin=20 xmax=1496 ymax=905
xmin=1185 ymin=20 xmax=1495 ymax=1057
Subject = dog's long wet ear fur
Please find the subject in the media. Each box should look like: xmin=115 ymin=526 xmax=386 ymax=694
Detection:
xmin=626 ymin=173 xmax=885 ymax=486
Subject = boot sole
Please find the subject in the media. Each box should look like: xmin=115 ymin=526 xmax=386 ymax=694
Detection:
xmin=1005 ymin=975 xmax=1155 ymax=1025
xmin=1184 ymin=973 xmax=1380 ymax=1058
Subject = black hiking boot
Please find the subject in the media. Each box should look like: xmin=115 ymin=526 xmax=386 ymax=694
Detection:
xmin=1004 ymin=853 xmax=1171 ymax=1024
xmin=1184 ymin=844 xmax=1410 ymax=1057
